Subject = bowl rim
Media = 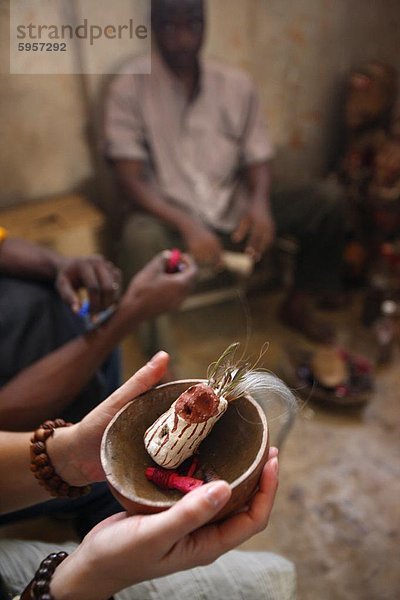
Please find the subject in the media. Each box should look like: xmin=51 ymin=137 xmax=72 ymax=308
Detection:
xmin=101 ymin=379 xmax=269 ymax=509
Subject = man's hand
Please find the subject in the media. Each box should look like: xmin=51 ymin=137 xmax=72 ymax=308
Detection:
xmin=182 ymin=223 xmax=223 ymax=267
xmin=51 ymin=448 xmax=279 ymax=600
xmin=232 ymin=204 xmax=276 ymax=262
xmin=48 ymin=351 xmax=170 ymax=486
xmin=56 ymin=255 xmax=122 ymax=314
xmin=121 ymin=252 xmax=197 ymax=321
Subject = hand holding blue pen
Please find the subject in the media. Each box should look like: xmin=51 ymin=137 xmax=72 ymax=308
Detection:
xmin=78 ymin=299 xmax=117 ymax=331
xmin=55 ymin=256 xmax=122 ymax=314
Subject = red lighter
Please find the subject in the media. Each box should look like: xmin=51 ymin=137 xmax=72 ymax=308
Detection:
xmin=165 ymin=248 xmax=183 ymax=273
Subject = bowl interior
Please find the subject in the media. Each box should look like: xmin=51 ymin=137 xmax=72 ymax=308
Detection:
xmin=101 ymin=380 xmax=268 ymax=510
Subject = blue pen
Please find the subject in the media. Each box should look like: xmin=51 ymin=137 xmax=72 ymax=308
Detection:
xmin=78 ymin=299 xmax=117 ymax=331
xmin=78 ymin=299 xmax=91 ymax=318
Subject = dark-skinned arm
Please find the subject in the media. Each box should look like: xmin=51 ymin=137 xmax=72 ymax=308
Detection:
xmin=0 ymin=237 xmax=65 ymax=280
xmin=232 ymin=161 xmax=276 ymax=261
xmin=246 ymin=161 xmax=272 ymax=209
xmin=0 ymin=254 xmax=197 ymax=431
xmin=114 ymin=159 xmax=223 ymax=265
xmin=0 ymin=238 xmax=123 ymax=314
xmin=0 ymin=306 xmax=133 ymax=431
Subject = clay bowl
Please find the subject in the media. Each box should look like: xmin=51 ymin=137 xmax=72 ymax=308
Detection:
xmin=101 ymin=379 xmax=269 ymax=520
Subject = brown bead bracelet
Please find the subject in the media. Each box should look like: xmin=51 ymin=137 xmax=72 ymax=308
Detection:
xmin=30 ymin=419 xmax=91 ymax=498
xmin=19 ymin=551 xmax=116 ymax=600
xmin=20 ymin=551 xmax=68 ymax=600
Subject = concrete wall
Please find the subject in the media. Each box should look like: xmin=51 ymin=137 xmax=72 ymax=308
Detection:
xmin=206 ymin=0 xmax=400 ymax=185
xmin=1 ymin=0 xmax=400 ymax=208
xmin=0 ymin=1 xmax=91 ymax=206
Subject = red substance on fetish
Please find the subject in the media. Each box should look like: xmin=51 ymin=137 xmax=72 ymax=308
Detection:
xmin=175 ymin=383 xmax=220 ymax=424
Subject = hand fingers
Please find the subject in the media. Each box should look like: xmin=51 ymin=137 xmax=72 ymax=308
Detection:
xmin=71 ymin=353 xmax=170 ymax=485
xmin=212 ymin=455 xmax=279 ymax=550
xmin=142 ymin=252 xmax=175 ymax=277
xmin=186 ymin=227 xmax=223 ymax=267
xmin=181 ymin=454 xmax=278 ymax=567
xmin=245 ymin=227 xmax=268 ymax=262
xmin=75 ymin=261 xmax=102 ymax=314
xmin=158 ymin=251 xmax=198 ymax=290
xmin=148 ymin=252 xmax=198 ymax=287
xmin=56 ymin=273 xmax=81 ymax=313
xmin=169 ymin=253 xmax=198 ymax=283
xmin=245 ymin=239 xmax=263 ymax=263
xmin=55 ymin=256 xmax=122 ymax=314
xmin=155 ymin=456 xmax=278 ymax=571
xmin=175 ymin=260 xmax=198 ymax=291
xmin=146 ymin=481 xmax=232 ymax=549
xmin=198 ymin=251 xmax=221 ymax=268
xmin=246 ymin=223 xmax=275 ymax=262
xmin=269 ymin=446 xmax=279 ymax=459
xmin=232 ymin=215 xmax=251 ymax=244
xmin=244 ymin=456 xmax=279 ymax=531
xmin=188 ymin=240 xmax=222 ymax=267
xmin=91 ymin=260 xmax=121 ymax=311
xmin=113 ymin=266 xmax=123 ymax=297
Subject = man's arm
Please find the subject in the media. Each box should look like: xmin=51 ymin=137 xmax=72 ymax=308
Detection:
xmin=0 ymin=308 xmax=133 ymax=430
xmin=246 ymin=161 xmax=272 ymax=207
xmin=1 ymin=237 xmax=125 ymax=313
xmin=0 ymin=237 xmax=64 ymax=280
xmin=229 ymin=69 xmax=276 ymax=261
xmin=232 ymin=161 xmax=276 ymax=261
xmin=0 ymin=253 xmax=197 ymax=430
xmin=114 ymin=159 xmax=223 ymax=265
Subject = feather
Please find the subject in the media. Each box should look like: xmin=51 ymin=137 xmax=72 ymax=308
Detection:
xmin=229 ymin=370 xmax=298 ymax=414
xmin=207 ymin=343 xmax=298 ymax=416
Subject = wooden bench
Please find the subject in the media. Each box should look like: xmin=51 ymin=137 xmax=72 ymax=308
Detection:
xmin=0 ymin=195 xmax=104 ymax=257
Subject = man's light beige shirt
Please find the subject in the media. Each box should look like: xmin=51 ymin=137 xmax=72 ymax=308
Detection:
xmin=104 ymin=53 xmax=273 ymax=232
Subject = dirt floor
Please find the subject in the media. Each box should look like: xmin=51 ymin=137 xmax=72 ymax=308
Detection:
xmin=155 ymin=290 xmax=400 ymax=600
xmin=1 ymin=289 xmax=399 ymax=599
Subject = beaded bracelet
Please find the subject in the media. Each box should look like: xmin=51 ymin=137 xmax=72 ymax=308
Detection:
xmin=19 ymin=551 xmax=115 ymax=600
xmin=30 ymin=419 xmax=91 ymax=498
xmin=20 ymin=551 xmax=68 ymax=600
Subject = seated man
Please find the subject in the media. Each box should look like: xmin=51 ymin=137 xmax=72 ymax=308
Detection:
xmin=0 ymin=227 xmax=196 ymax=534
xmin=103 ymin=0 xmax=345 ymax=347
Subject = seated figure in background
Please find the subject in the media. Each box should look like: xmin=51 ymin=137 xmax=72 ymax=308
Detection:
xmin=103 ymin=0 xmax=345 ymax=348
xmin=0 ymin=227 xmax=196 ymax=534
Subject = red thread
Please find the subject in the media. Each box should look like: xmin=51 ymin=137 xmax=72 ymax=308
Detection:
xmin=145 ymin=467 xmax=204 ymax=494
xmin=186 ymin=456 xmax=200 ymax=478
